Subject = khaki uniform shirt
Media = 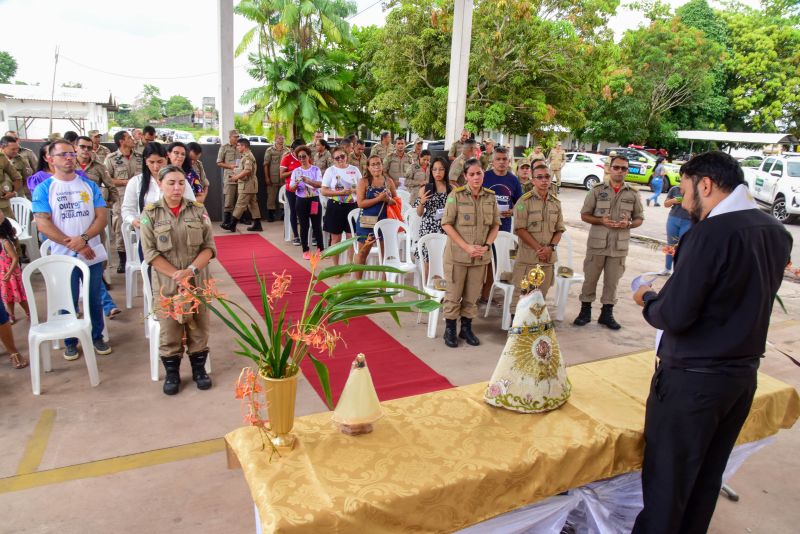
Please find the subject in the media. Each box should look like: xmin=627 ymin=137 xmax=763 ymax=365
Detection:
xmin=449 ymin=140 xmax=465 ymax=159
xmin=449 ymin=154 xmax=467 ymax=185
xmin=216 ymin=143 xmax=238 ymax=184
xmin=19 ymin=147 xmax=37 ymax=173
xmin=313 ymin=150 xmax=334 ymax=175
xmin=514 ymin=189 xmax=565 ymax=265
xmin=94 ymin=144 xmax=111 ymax=165
xmin=79 ymin=159 xmax=119 ymax=204
xmin=405 ymin=164 xmax=428 ymax=196
xmin=442 ymin=186 xmax=501 ymax=266
xmin=264 ymin=146 xmax=289 ymax=184
xmin=370 ymin=142 xmax=392 ymax=161
xmin=236 ymin=151 xmax=258 ymax=194
xmin=0 ymin=154 xmax=20 ymax=210
xmin=105 ymin=149 xmax=143 ymax=200
xmin=140 ymin=198 xmax=216 ymax=300
xmin=349 ymin=153 xmax=367 ymax=175
xmin=10 ymin=154 xmax=32 ymax=199
xmin=548 ymin=148 xmax=566 ymax=171
xmin=580 ymin=182 xmax=644 ymax=258
xmin=480 ymin=151 xmax=493 ymax=170
xmin=383 ymin=152 xmax=413 ymax=182
xmin=530 ymin=150 xmax=545 ymax=164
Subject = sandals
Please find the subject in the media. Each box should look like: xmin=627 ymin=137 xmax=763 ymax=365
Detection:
xmin=8 ymin=315 xmax=16 ymax=325
xmin=10 ymin=353 xmax=28 ymax=369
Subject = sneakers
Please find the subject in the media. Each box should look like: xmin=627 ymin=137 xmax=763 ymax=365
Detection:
xmin=303 ymin=251 xmax=311 ymax=260
xmin=93 ymin=339 xmax=113 ymax=355
xmin=292 ymin=238 xmax=301 ymax=246
xmin=64 ymin=345 xmax=80 ymax=361
xmin=658 ymin=268 xmax=672 ymax=276
xmin=107 ymin=308 xmax=121 ymax=319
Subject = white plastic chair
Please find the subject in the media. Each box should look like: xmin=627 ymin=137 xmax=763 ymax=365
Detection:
xmin=484 ymin=231 xmax=518 ymax=330
xmin=278 ymin=185 xmax=292 ymax=242
xmin=553 ymin=232 xmax=585 ymax=321
xmin=10 ymin=197 xmax=39 ymax=260
xmin=121 ymin=222 xmax=142 ymax=309
xmin=22 ymin=255 xmax=100 ymax=395
xmin=396 ymin=189 xmax=411 ymax=208
xmin=374 ymin=219 xmax=417 ymax=289
xmin=347 ymin=208 xmax=379 ymax=276
xmin=415 ymin=233 xmax=447 ymax=338
xmin=141 ymin=261 xmax=210 ymax=381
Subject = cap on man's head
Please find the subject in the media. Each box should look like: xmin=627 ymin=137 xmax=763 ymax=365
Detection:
xmin=609 ymin=150 xmax=618 ymax=156
xmin=88 ymin=130 xmax=100 ymax=137
xmin=413 ymin=137 xmax=423 ymax=145
xmin=228 ymin=129 xmax=239 ymax=137
xmin=518 ymin=158 xmax=531 ymax=168
xmin=48 ymin=132 xmax=62 ymax=142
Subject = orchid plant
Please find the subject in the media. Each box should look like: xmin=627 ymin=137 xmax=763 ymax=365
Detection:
xmin=161 ymin=237 xmax=440 ymax=408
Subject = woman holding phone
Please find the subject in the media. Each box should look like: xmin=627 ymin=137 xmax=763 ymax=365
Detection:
xmin=353 ymin=155 xmax=397 ymax=279
xmin=661 ymin=185 xmax=692 ymax=276
xmin=288 ymin=146 xmax=324 ymax=260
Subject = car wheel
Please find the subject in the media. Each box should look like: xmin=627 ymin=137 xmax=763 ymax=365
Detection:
xmin=583 ymin=175 xmax=600 ymax=190
xmin=771 ymin=196 xmax=798 ymax=224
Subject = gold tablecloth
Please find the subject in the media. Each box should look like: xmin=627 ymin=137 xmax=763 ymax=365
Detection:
xmin=226 ymin=351 xmax=799 ymax=533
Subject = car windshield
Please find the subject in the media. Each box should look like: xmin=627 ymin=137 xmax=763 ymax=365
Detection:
xmin=787 ymin=161 xmax=800 ymax=177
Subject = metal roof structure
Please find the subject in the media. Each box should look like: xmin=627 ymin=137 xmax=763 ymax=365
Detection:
xmin=0 ymin=83 xmax=117 ymax=110
xmin=676 ymin=130 xmax=798 ymax=145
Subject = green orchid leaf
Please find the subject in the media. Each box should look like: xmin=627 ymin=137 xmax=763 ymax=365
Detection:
xmin=320 ymin=237 xmax=357 ymax=259
xmin=307 ymin=352 xmax=334 ymax=409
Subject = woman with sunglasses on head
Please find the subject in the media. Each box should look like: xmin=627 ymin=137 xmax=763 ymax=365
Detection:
xmin=353 ymin=155 xmax=397 ymax=279
xmin=186 ymin=142 xmax=208 ymax=203
xmin=288 ymin=146 xmax=324 ymax=260
xmin=167 ymin=142 xmax=205 ymax=203
xmin=321 ymin=146 xmax=360 ymax=265
xmin=122 ymin=142 xmax=195 ymax=230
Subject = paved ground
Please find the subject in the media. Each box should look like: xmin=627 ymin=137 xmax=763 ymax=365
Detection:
xmin=1 ymin=213 xmax=798 ymax=533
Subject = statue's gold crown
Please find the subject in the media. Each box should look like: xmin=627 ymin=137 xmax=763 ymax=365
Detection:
xmin=520 ymin=264 xmax=545 ymax=293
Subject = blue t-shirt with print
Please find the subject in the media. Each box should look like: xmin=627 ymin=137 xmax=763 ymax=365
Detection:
xmin=483 ymin=170 xmax=523 ymax=233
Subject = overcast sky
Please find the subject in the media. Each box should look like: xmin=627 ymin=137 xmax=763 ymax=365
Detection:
xmin=0 ymin=0 xmax=759 ymax=113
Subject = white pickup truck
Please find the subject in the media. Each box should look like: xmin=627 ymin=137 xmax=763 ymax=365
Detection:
xmin=743 ymin=153 xmax=800 ymax=224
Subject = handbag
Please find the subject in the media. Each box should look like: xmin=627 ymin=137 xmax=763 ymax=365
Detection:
xmin=359 ymin=202 xmax=384 ymax=229
xmin=386 ymin=196 xmax=403 ymax=221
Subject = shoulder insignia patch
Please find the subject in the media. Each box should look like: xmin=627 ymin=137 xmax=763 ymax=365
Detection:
xmin=192 ymin=201 xmax=204 ymax=208
xmin=483 ymin=187 xmax=496 ymax=194
xmin=453 ymin=186 xmax=466 ymax=193
xmin=519 ymin=191 xmax=534 ymax=203
xmin=144 ymin=203 xmax=156 ymax=211
xmin=593 ymin=182 xmax=605 ymax=189
xmin=447 ymin=196 xmax=455 ymax=204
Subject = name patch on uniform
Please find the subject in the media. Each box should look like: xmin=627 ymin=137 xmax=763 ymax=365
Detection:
xmin=599 ymin=192 xmax=609 ymax=199
xmin=154 ymin=220 xmax=171 ymax=227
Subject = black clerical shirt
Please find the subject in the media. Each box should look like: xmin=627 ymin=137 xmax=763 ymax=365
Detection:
xmin=642 ymin=208 xmax=792 ymax=373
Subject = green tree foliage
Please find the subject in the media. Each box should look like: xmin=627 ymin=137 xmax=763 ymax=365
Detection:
xmin=340 ymin=25 xmax=393 ymax=135
xmin=721 ymin=5 xmax=800 ymax=134
xmin=0 ymin=51 xmax=18 ymax=84
xmin=236 ymin=0 xmax=357 ymax=137
xmin=165 ymin=95 xmax=195 ymax=117
xmin=134 ymin=84 xmax=166 ymax=121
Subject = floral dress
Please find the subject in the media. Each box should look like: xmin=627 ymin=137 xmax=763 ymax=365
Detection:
xmin=0 ymin=239 xmax=26 ymax=304
xmin=412 ymin=189 xmax=449 ymax=262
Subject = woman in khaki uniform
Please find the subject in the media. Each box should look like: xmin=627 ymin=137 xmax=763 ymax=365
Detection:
xmin=140 ymin=165 xmax=216 ymax=395
xmin=441 ymin=158 xmax=501 ymax=348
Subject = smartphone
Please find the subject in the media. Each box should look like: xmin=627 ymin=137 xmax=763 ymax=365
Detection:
xmin=674 ymin=196 xmax=683 ymax=202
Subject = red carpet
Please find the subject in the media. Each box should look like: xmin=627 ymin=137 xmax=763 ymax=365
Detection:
xmin=214 ymin=233 xmax=453 ymax=404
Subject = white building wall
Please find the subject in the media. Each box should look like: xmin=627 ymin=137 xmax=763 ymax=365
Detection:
xmin=2 ymin=99 xmax=109 ymax=139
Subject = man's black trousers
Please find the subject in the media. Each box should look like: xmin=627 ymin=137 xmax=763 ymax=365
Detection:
xmin=632 ymin=364 xmax=757 ymax=534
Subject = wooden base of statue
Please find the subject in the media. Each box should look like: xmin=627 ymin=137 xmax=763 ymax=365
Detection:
xmin=337 ymin=422 xmax=374 ymax=436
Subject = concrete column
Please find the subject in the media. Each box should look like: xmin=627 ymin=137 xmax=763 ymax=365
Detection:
xmin=444 ymin=0 xmax=473 ymax=150
xmin=218 ymin=0 xmax=234 ymax=137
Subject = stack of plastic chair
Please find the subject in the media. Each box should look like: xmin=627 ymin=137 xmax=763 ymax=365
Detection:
xmin=483 ymin=231 xmax=518 ymax=331
xmin=11 ymin=197 xmax=39 ymax=260
xmin=374 ymin=219 xmax=417 ymax=290
xmin=415 ymin=233 xmax=448 ymax=338
xmin=121 ymin=222 xmax=142 ymax=309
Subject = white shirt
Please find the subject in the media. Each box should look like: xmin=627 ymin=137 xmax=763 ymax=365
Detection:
xmin=321 ymin=165 xmax=360 ymax=203
xmin=122 ymin=173 xmax=195 ymax=225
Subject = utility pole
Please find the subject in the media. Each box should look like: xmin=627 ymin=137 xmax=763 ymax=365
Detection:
xmin=49 ymin=46 xmax=60 ymax=135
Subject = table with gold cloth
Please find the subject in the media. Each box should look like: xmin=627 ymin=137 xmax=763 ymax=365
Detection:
xmin=225 ymin=352 xmax=800 ymax=533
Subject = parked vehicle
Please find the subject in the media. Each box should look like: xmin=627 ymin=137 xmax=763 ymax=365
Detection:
xmin=561 ymin=152 xmax=607 ymax=189
xmin=604 ymin=147 xmax=679 ymax=192
xmin=198 ymin=135 xmax=221 ymax=144
xmin=243 ymin=135 xmax=269 ymax=145
xmin=738 ymin=155 xmax=764 ymax=168
xmin=743 ymin=153 xmax=800 ymax=223
xmin=172 ymin=131 xmax=196 ymax=143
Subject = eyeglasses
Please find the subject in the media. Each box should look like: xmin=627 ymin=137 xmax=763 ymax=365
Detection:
xmin=77 ymin=145 xmax=93 ymax=150
xmin=52 ymin=152 xmax=77 ymax=159
xmin=333 ymin=155 xmax=347 ymax=161
xmin=533 ymin=175 xmax=551 ymax=181
xmin=611 ymin=165 xmax=629 ymax=171
xmin=298 ymin=154 xmax=308 ymax=160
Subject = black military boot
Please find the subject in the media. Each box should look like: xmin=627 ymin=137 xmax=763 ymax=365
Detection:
xmin=219 ymin=212 xmax=231 ymax=229
xmin=573 ymin=302 xmax=592 ymax=326
xmin=240 ymin=211 xmax=252 ymax=225
xmin=247 ymin=219 xmax=263 ymax=232
xmin=265 ymin=210 xmax=275 ymax=222
xmin=598 ymin=304 xmax=621 ymax=330
xmin=443 ymin=319 xmax=458 ymax=348
xmin=222 ymin=217 xmax=239 ymax=232
xmin=160 ymin=355 xmax=182 ymax=395
xmin=116 ymin=251 xmax=126 ymax=274
xmin=459 ymin=317 xmax=480 ymax=346
xmin=188 ymin=351 xmax=212 ymax=390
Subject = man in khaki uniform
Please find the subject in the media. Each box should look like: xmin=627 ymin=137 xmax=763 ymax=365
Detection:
xmin=140 ymin=192 xmax=216 ymax=395
xmin=574 ymin=154 xmax=644 ymax=329
xmin=1 ymin=136 xmax=31 ymax=199
xmin=603 ymin=150 xmax=617 ymax=183
xmin=405 ymin=149 xmax=430 ymax=204
xmin=349 ymin=140 xmax=367 ymax=175
xmin=263 ymin=134 xmax=289 ymax=222
xmin=409 ymin=138 xmax=424 ymax=165
xmin=370 ymin=131 xmax=393 ymax=161
xmin=441 ymin=160 xmax=501 ymax=348
xmin=480 ymin=139 xmax=495 ymax=170
xmin=0 ymin=152 xmax=21 ymax=219
xmin=221 ymin=138 xmax=261 ymax=232
xmin=448 ymin=139 xmax=477 ymax=185
xmin=530 ymin=146 xmax=545 ymax=165
xmin=312 ymin=141 xmax=333 ymax=175
xmin=106 ymin=130 xmax=142 ymax=272
xmin=4 ymin=131 xmax=37 ymax=172
xmin=383 ymin=137 xmax=413 ymax=189
xmin=448 ymin=129 xmax=470 ymax=161
xmin=548 ymin=142 xmax=567 ymax=189
xmin=217 ymin=129 xmax=241 ymax=227
xmin=76 ymin=136 xmax=118 ymax=212
xmin=511 ymin=162 xmax=564 ymax=305
xmin=88 ymin=130 xmax=110 ymax=164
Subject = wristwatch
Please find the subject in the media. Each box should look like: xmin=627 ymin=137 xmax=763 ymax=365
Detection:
xmin=80 ymin=233 xmax=90 ymax=244
xmin=548 ymin=243 xmax=557 ymax=250
xmin=188 ymin=264 xmax=199 ymax=276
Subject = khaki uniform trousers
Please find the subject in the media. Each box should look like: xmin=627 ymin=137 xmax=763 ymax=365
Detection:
xmin=579 ymin=254 xmax=626 ymax=305
xmin=224 ymin=182 xmax=238 ymax=213
xmin=159 ymin=306 xmax=209 ymax=357
xmin=443 ymin=262 xmax=487 ymax=320
xmin=112 ymin=192 xmax=125 ymax=252
xmin=233 ymin=192 xmax=261 ymax=219
xmin=510 ymin=262 xmax=554 ymax=307
xmin=266 ymin=178 xmax=281 ymax=210
xmin=553 ymin=169 xmax=562 ymax=187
